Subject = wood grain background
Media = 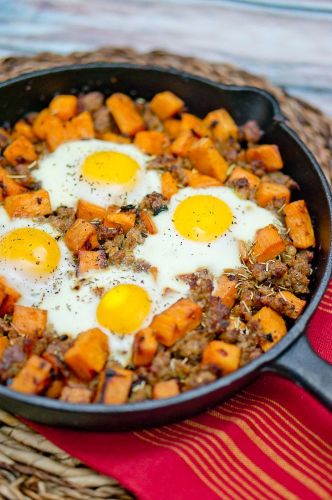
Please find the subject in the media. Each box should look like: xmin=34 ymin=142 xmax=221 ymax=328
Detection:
xmin=0 ymin=0 xmax=332 ymax=115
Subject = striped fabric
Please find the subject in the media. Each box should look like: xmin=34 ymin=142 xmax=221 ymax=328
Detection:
xmin=29 ymin=281 xmax=332 ymax=500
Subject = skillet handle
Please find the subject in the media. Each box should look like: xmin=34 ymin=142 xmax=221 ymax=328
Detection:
xmin=266 ymin=334 xmax=332 ymax=410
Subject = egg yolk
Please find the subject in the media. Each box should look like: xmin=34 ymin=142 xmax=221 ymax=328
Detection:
xmin=97 ymin=284 xmax=151 ymax=334
xmin=0 ymin=228 xmax=60 ymax=274
xmin=81 ymin=151 xmax=140 ymax=185
xmin=173 ymin=195 xmax=233 ymax=242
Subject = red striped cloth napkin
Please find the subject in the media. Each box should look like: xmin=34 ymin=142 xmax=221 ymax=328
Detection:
xmin=29 ymin=280 xmax=332 ymax=500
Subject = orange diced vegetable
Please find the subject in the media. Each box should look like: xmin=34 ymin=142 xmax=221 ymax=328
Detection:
xmin=0 ymin=165 xmax=27 ymax=196
xmin=202 ymin=340 xmax=241 ymax=374
xmin=133 ymin=327 xmax=158 ymax=366
xmin=103 ymin=367 xmax=133 ymax=404
xmin=69 ymin=111 xmax=95 ymax=139
xmin=60 ymin=386 xmax=92 ymax=403
xmin=86 ymin=232 xmax=99 ymax=250
xmin=0 ymin=277 xmax=21 ymax=316
xmin=12 ymin=305 xmax=47 ymax=337
xmin=255 ymin=182 xmax=290 ymax=207
xmin=150 ymin=91 xmax=184 ymax=120
xmin=101 ymin=132 xmax=131 ymax=144
xmin=32 ymin=108 xmax=51 ymax=139
xmin=140 ymin=210 xmax=157 ymax=234
xmin=228 ymin=166 xmax=260 ymax=190
xmin=76 ymin=199 xmax=106 ymax=222
xmin=188 ymin=137 xmax=229 ymax=182
xmin=215 ymin=275 xmax=237 ymax=308
xmin=49 ymin=94 xmax=78 ymax=121
xmin=134 ymin=130 xmax=169 ymax=155
xmin=183 ymin=168 xmax=221 ymax=188
xmin=64 ymin=328 xmax=109 ymax=381
xmin=11 ymin=355 xmax=52 ymax=394
xmin=4 ymin=136 xmax=37 ymax=166
xmin=105 ymin=211 xmax=136 ymax=233
xmin=64 ymin=219 xmax=96 ymax=254
xmin=78 ymin=250 xmax=107 ymax=274
xmin=4 ymin=189 xmax=52 ymax=218
xmin=161 ymin=171 xmax=178 ymax=200
xmin=152 ymin=379 xmax=180 ymax=399
xmin=164 ymin=118 xmax=181 ymax=139
xmin=46 ymin=380 xmax=64 ymax=399
xmin=253 ymin=306 xmax=287 ymax=351
xmin=13 ymin=121 xmax=36 ymax=142
xmin=150 ymin=298 xmax=202 ymax=347
xmin=43 ymin=115 xmax=67 ymax=151
xmin=252 ymin=224 xmax=285 ymax=262
xmin=275 ymin=291 xmax=306 ymax=319
xmin=106 ymin=93 xmax=145 ymax=137
xmin=0 ymin=337 xmax=9 ymax=359
xmin=284 ymin=200 xmax=315 ymax=249
xmin=204 ymin=108 xmax=238 ymax=142
xmin=170 ymin=130 xmax=197 ymax=157
xmin=180 ymin=113 xmax=209 ymax=137
xmin=246 ymin=145 xmax=283 ymax=171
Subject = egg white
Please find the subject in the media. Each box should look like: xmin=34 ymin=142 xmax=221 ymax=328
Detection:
xmin=34 ymin=140 xmax=161 ymax=209
xmin=134 ymin=186 xmax=279 ymax=292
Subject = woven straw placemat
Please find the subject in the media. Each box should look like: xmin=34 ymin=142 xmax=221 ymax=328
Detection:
xmin=0 ymin=47 xmax=331 ymax=499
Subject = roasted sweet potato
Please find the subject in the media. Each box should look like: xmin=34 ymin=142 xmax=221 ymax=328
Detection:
xmin=215 ymin=275 xmax=237 ymax=309
xmin=150 ymin=298 xmax=202 ymax=347
xmin=183 ymin=169 xmax=221 ymax=188
xmin=284 ymin=200 xmax=315 ymax=249
xmin=105 ymin=211 xmax=136 ymax=233
xmin=253 ymin=306 xmax=287 ymax=351
xmin=150 ymin=91 xmax=184 ymax=120
xmin=202 ymin=340 xmax=241 ymax=374
xmin=252 ymin=224 xmax=286 ymax=262
xmin=132 ymin=327 xmax=158 ymax=366
xmin=4 ymin=136 xmax=37 ymax=166
xmin=13 ymin=121 xmax=36 ymax=142
xmin=64 ymin=328 xmax=109 ymax=381
xmin=204 ymin=108 xmax=238 ymax=142
xmin=0 ymin=165 xmax=27 ymax=196
xmin=60 ymin=386 xmax=92 ymax=403
xmin=11 ymin=355 xmax=52 ymax=394
xmin=164 ymin=118 xmax=181 ymax=139
xmin=106 ymin=93 xmax=145 ymax=137
xmin=140 ymin=210 xmax=157 ymax=234
xmin=4 ymin=189 xmax=52 ymax=218
xmin=161 ymin=171 xmax=178 ymax=200
xmin=152 ymin=379 xmax=180 ymax=399
xmin=12 ymin=305 xmax=47 ymax=337
xmin=0 ymin=277 xmax=21 ymax=316
xmin=46 ymin=380 xmax=65 ymax=399
xmin=134 ymin=130 xmax=169 ymax=155
xmin=76 ymin=199 xmax=106 ymax=222
xmin=44 ymin=115 xmax=67 ymax=151
xmin=227 ymin=166 xmax=260 ymax=190
xmin=255 ymin=182 xmax=290 ymax=207
xmin=246 ymin=145 xmax=283 ymax=171
xmin=32 ymin=108 xmax=51 ymax=139
xmin=49 ymin=94 xmax=78 ymax=121
xmin=275 ymin=291 xmax=306 ymax=319
xmin=170 ymin=130 xmax=197 ymax=157
xmin=103 ymin=367 xmax=133 ymax=404
xmin=78 ymin=250 xmax=107 ymax=274
xmin=86 ymin=232 xmax=99 ymax=250
xmin=64 ymin=219 xmax=96 ymax=254
xmin=69 ymin=111 xmax=95 ymax=140
xmin=188 ymin=137 xmax=228 ymax=182
xmin=180 ymin=113 xmax=209 ymax=137
xmin=101 ymin=132 xmax=131 ymax=144
xmin=0 ymin=337 xmax=9 ymax=359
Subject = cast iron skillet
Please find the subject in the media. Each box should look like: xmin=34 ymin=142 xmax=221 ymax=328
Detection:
xmin=0 ymin=64 xmax=331 ymax=430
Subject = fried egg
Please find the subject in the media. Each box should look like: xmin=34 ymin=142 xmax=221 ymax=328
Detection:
xmin=134 ymin=186 xmax=279 ymax=292
xmin=34 ymin=140 xmax=161 ymax=209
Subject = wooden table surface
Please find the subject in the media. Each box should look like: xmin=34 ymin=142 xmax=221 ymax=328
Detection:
xmin=0 ymin=0 xmax=332 ymax=116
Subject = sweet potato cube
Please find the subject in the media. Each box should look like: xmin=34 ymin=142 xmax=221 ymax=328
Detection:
xmin=4 ymin=189 xmax=52 ymax=218
xmin=0 ymin=166 xmax=27 ymax=196
xmin=32 ymin=108 xmax=51 ymax=139
xmin=12 ymin=305 xmax=47 ymax=337
xmin=150 ymin=91 xmax=184 ymax=120
xmin=101 ymin=132 xmax=131 ymax=144
xmin=253 ymin=306 xmax=287 ymax=351
xmin=140 ymin=210 xmax=157 ymax=234
xmin=64 ymin=328 xmax=109 ymax=381
xmin=105 ymin=211 xmax=136 ymax=233
xmin=69 ymin=111 xmax=95 ymax=140
xmin=11 ymin=355 xmax=52 ymax=394
xmin=246 ymin=145 xmax=283 ymax=172
xmin=275 ymin=291 xmax=306 ymax=319
xmin=183 ymin=168 xmax=221 ymax=188
xmin=252 ymin=224 xmax=286 ymax=262
xmin=103 ymin=367 xmax=133 ymax=404
xmin=204 ymin=108 xmax=238 ymax=142
xmin=228 ymin=167 xmax=260 ymax=190
xmin=215 ymin=275 xmax=237 ymax=309
xmin=60 ymin=386 xmax=92 ymax=403
xmin=150 ymin=298 xmax=202 ymax=347
xmin=256 ymin=182 xmax=290 ymax=207
xmin=0 ymin=337 xmax=9 ymax=359
xmin=188 ymin=138 xmax=229 ymax=182
xmin=170 ymin=130 xmax=197 ymax=157
xmin=106 ymin=93 xmax=145 ymax=137
xmin=133 ymin=327 xmax=158 ymax=366
xmin=180 ymin=113 xmax=209 ymax=137
xmin=78 ymin=250 xmax=107 ymax=275
xmin=0 ymin=277 xmax=21 ymax=316
xmin=4 ymin=136 xmax=37 ymax=166
xmin=49 ymin=94 xmax=78 ymax=121
xmin=13 ymin=121 xmax=36 ymax=142
xmin=284 ymin=200 xmax=315 ymax=249
xmin=45 ymin=380 xmax=65 ymax=399
xmin=64 ymin=219 xmax=96 ymax=254
xmin=134 ymin=130 xmax=169 ymax=155
xmin=161 ymin=172 xmax=178 ymax=200
xmin=152 ymin=379 xmax=180 ymax=399
xmin=76 ymin=199 xmax=106 ymax=222
xmin=164 ymin=118 xmax=181 ymax=139
xmin=202 ymin=340 xmax=241 ymax=374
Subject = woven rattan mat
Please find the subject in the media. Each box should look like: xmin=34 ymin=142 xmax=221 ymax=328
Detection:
xmin=0 ymin=47 xmax=331 ymax=499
